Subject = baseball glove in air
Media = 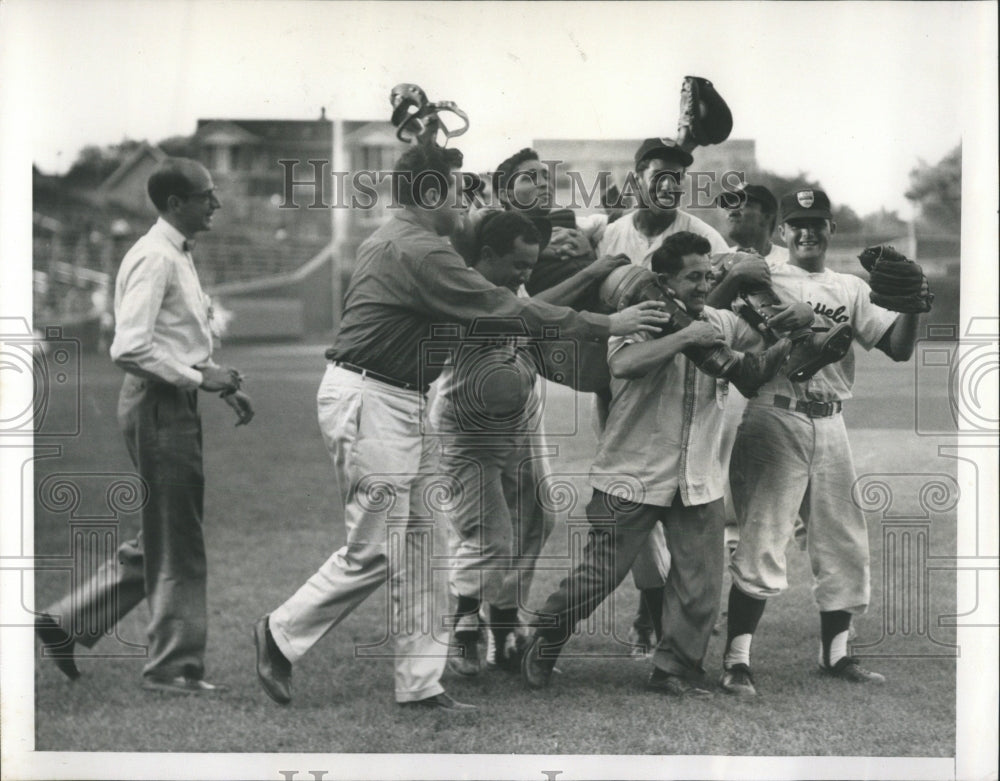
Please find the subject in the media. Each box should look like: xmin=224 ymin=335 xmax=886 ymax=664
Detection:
xmin=858 ymin=245 xmax=934 ymax=313
xmin=677 ymin=76 xmax=733 ymax=149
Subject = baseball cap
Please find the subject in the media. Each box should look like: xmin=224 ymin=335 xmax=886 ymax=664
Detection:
xmin=780 ymin=189 xmax=832 ymax=222
xmin=634 ymin=138 xmax=694 ymax=169
xmin=717 ymin=183 xmax=778 ymax=214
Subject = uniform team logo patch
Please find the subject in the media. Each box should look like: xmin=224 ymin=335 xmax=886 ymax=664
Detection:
xmin=797 ymin=190 xmax=815 ymax=208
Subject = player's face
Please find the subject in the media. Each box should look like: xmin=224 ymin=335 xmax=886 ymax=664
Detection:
xmin=661 ymin=253 xmax=713 ymax=314
xmin=640 ymin=158 xmax=686 ymax=212
xmin=173 ymin=166 xmax=221 ymax=236
xmin=726 ymin=200 xmax=770 ymax=247
xmin=506 ymin=159 xmax=550 ymax=212
xmin=480 ymin=237 xmax=539 ymax=292
xmin=781 ymin=218 xmax=835 ymax=263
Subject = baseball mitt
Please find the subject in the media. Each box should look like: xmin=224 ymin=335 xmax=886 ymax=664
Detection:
xmin=858 ymin=245 xmax=934 ymax=313
xmin=677 ymin=76 xmax=733 ymax=150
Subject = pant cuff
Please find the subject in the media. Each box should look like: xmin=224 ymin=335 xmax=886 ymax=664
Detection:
xmin=395 ymin=681 xmax=445 ymax=704
xmin=268 ymin=615 xmax=303 ymax=665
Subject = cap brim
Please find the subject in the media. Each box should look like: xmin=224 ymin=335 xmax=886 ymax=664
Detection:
xmin=638 ymin=148 xmax=694 ymax=168
xmin=780 ymin=208 xmax=832 ymax=223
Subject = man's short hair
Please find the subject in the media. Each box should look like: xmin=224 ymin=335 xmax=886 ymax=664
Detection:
xmin=147 ymin=158 xmax=203 ymax=212
xmin=475 ymin=211 xmax=541 ymax=263
xmin=394 ymin=144 xmax=464 ymax=208
xmin=650 ymin=231 xmax=712 ymax=275
xmin=495 ymin=147 xmax=540 ymax=204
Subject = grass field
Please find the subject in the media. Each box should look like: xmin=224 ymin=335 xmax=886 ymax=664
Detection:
xmin=32 ymin=340 xmax=958 ymax=757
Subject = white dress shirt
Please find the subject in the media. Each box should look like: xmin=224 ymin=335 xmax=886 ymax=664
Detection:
xmin=110 ymin=218 xmax=215 ymax=389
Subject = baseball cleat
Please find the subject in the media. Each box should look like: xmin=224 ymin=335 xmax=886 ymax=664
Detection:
xmin=786 ymin=323 xmax=854 ymax=383
xmin=448 ymin=630 xmax=483 ymax=677
xmin=141 ymin=676 xmax=229 ymax=695
xmin=35 ymin=612 xmax=81 ymax=681
xmin=646 ymin=668 xmax=713 ymax=699
xmin=820 ymin=656 xmax=885 ymax=684
xmin=719 ymin=664 xmax=757 ymax=696
xmin=400 ymin=691 xmax=477 ymax=712
xmin=521 ymin=634 xmax=557 ymax=690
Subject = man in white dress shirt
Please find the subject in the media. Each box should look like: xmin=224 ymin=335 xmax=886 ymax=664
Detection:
xmin=36 ymin=158 xmax=252 ymax=694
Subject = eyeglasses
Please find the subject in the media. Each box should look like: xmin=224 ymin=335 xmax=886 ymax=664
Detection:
xmin=184 ymin=188 xmax=220 ymax=203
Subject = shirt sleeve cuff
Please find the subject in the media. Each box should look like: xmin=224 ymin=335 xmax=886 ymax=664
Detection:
xmin=181 ymin=366 xmax=204 ymax=389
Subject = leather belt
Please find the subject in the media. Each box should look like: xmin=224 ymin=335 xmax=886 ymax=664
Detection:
xmin=772 ymin=394 xmax=842 ymax=418
xmin=331 ymin=361 xmax=428 ymax=394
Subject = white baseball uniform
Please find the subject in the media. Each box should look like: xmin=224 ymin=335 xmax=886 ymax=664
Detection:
xmin=728 ymin=263 xmax=897 ymax=612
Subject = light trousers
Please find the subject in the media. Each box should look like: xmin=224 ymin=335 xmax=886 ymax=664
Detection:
xmin=269 ymin=365 xmax=447 ymax=703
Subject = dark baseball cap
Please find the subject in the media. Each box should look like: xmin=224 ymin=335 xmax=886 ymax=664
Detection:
xmin=780 ymin=188 xmax=832 ymax=222
xmin=717 ymin=183 xmax=778 ymax=214
xmin=634 ymin=138 xmax=694 ymax=169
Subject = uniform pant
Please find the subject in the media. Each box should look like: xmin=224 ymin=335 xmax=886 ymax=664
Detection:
xmin=537 ymin=489 xmax=725 ymax=679
xmin=268 ymin=365 xmax=446 ymax=703
xmin=729 ymin=404 xmax=870 ymax=613
xmin=45 ymin=375 xmax=208 ymax=680
xmin=435 ymin=399 xmax=555 ymax=615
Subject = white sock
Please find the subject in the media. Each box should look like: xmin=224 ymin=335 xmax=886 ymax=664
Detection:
xmin=820 ymin=630 xmax=850 ymax=668
xmin=724 ymin=633 xmax=753 ymax=668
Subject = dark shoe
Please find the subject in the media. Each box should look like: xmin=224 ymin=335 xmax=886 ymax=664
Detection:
xmin=35 ymin=613 xmax=80 ymax=681
xmin=142 ymin=676 xmax=228 ymax=695
xmin=786 ymin=323 xmax=854 ymax=382
xmin=400 ymin=692 xmax=477 ymax=712
xmin=489 ymin=630 xmax=524 ymax=673
xmin=646 ymin=668 xmax=713 ymax=699
xmin=729 ymin=338 xmax=793 ymax=398
xmin=820 ymin=656 xmax=885 ymax=684
xmin=720 ymin=663 xmax=757 ymax=697
xmin=253 ymin=615 xmax=292 ymax=704
xmin=448 ymin=629 xmax=482 ymax=677
xmin=521 ymin=633 xmax=558 ymax=690
xmin=627 ymin=625 xmax=655 ymax=659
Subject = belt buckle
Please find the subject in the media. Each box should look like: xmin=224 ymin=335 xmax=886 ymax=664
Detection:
xmin=810 ymin=400 xmax=831 ymax=417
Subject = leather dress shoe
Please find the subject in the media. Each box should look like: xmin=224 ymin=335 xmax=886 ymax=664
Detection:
xmin=400 ymin=692 xmax=477 ymax=712
xmin=254 ymin=614 xmax=292 ymax=704
xmin=35 ymin=612 xmax=80 ymax=680
xmin=142 ymin=676 xmax=229 ymax=695
xmin=646 ymin=668 xmax=713 ymax=699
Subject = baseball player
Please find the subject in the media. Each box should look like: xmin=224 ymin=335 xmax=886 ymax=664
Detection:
xmin=521 ymin=231 xmax=789 ymax=697
xmin=432 ymin=211 xmax=631 ymax=675
xmin=708 ymin=183 xmax=802 ymax=552
xmin=720 ymin=189 xmax=924 ymax=697
xmin=597 ymin=138 xmax=728 ymax=657
xmin=251 ymin=143 xmax=672 ymax=711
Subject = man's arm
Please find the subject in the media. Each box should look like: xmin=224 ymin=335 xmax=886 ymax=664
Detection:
xmin=533 ymin=254 xmax=629 ymax=307
xmin=706 ymin=254 xmax=771 ymax=309
xmin=876 ymin=312 xmax=920 ymax=361
xmin=415 ymin=248 xmax=671 ymax=339
xmin=609 ymin=320 xmax=722 ymax=379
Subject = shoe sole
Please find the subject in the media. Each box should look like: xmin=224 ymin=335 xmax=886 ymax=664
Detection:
xmin=720 ymin=682 xmax=757 ymax=697
xmin=818 ymin=664 xmax=886 ymax=684
xmin=141 ymin=681 xmax=228 ymax=695
xmin=788 ymin=324 xmax=854 ymax=382
xmin=520 ymin=640 xmax=553 ymax=690
xmin=253 ymin=621 xmax=292 ymax=705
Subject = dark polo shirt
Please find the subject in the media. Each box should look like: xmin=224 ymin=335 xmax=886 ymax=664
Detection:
xmin=326 ymin=210 xmax=610 ymax=387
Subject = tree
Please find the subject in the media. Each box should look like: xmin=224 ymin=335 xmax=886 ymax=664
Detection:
xmin=63 ymin=139 xmax=145 ymax=189
xmin=905 ymin=144 xmax=960 ymax=232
